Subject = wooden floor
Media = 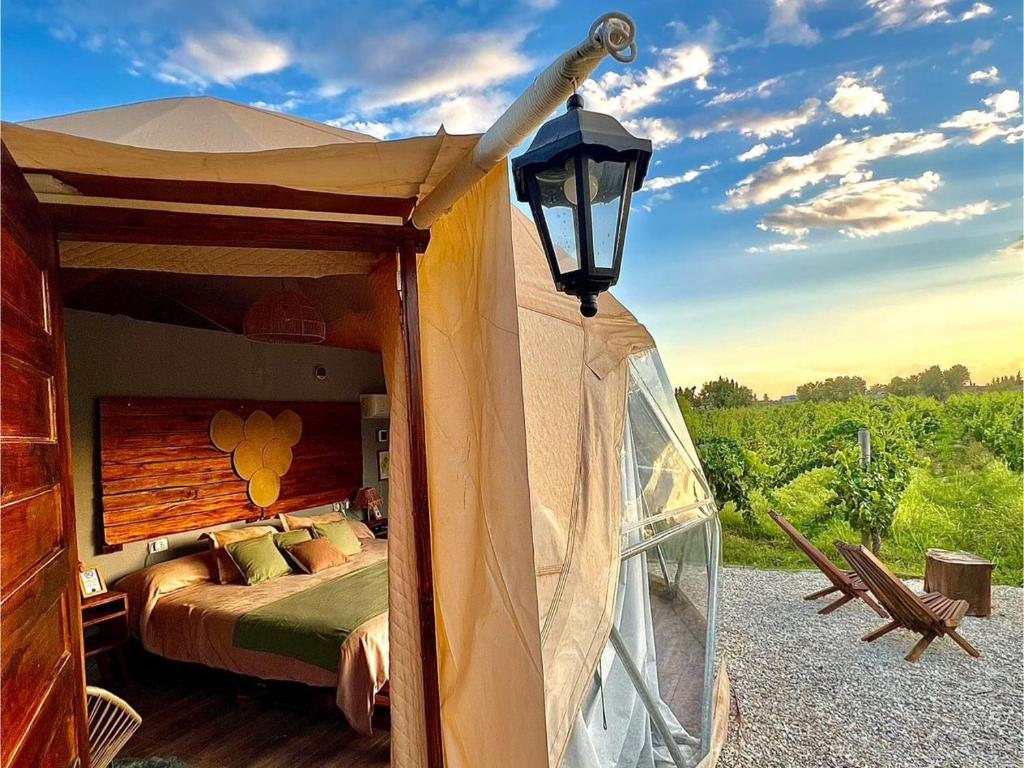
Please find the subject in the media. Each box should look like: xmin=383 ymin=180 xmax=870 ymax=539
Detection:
xmin=103 ymin=653 xmax=390 ymax=768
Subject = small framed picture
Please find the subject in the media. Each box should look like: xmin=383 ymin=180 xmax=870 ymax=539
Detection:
xmin=79 ymin=564 xmax=107 ymax=598
xmin=376 ymin=428 xmax=389 ymax=444
xmin=377 ymin=450 xmax=390 ymax=481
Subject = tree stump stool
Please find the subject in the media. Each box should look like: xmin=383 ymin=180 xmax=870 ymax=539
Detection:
xmin=924 ymin=549 xmax=994 ymax=617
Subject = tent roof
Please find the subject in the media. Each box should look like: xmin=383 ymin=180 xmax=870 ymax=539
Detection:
xmin=22 ymin=95 xmax=377 ymax=152
xmin=4 ymin=96 xmax=479 ymax=207
xmin=2 ymin=96 xmax=482 ymax=277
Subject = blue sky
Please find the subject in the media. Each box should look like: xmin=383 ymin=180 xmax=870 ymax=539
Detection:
xmin=3 ymin=0 xmax=1021 ymax=396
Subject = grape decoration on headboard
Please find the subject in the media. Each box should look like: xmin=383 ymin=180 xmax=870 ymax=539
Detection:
xmin=210 ymin=409 xmax=302 ymax=509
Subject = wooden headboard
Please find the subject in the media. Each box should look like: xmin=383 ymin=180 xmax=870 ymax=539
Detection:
xmin=99 ymin=397 xmax=363 ymax=547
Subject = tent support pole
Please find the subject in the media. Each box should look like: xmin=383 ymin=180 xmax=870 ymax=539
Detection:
xmin=398 ymin=237 xmax=445 ymax=767
xmin=411 ymin=12 xmax=638 ymax=228
xmin=608 ymin=627 xmax=688 ymax=768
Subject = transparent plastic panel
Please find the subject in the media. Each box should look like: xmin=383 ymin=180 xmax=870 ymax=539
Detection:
xmin=564 ymin=349 xmax=721 ymax=768
xmin=644 ymin=524 xmax=711 ymax=741
xmin=623 ymin=351 xmax=716 ymax=554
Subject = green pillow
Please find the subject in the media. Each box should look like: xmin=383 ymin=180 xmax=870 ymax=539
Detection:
xmin=226 ymin=533 xmax=293 ymax=585
xmin=313 ymin=521 xmax=362 ymax=557
xmin=274 ymin=529 xmax=313 ymax=550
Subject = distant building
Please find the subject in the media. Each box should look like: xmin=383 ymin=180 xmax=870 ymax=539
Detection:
xmin=779 ymin=394 xmax=799 ymax=404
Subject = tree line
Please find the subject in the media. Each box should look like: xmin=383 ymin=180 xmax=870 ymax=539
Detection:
xmin=676 ymin=366 xmax=1022 ymax=409
xmin=685 ymin=390 xmax=1022 ymax=556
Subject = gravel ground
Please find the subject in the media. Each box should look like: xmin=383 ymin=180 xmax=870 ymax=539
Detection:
xmin=715 ymin=567 xmax=1023 ymax=768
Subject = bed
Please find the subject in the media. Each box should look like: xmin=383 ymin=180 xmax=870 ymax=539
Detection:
xmin=116 ymin=539 xmax=389 ymax=735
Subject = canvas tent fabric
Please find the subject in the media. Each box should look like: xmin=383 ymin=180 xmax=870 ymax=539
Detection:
xmin=416 ymin=163 xmax=722 ymax=766
xmin=5 ymin=98 xmax=724 ymax=768
xmin=3 ymin=103 xmax=478 ymax=278
xmin=21 ymin=96 xmax=376 ymax=151
xmin=3 ymin=117 xmax=478 ymax=200
xmin=418 ymin=165 xmax=550 ymax=766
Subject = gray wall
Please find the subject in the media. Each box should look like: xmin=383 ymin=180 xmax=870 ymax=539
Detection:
xmin=65 ymin=310 xmax=389 ymax=581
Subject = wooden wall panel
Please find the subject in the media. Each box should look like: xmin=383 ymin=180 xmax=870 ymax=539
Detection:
xmin=99 ymin=397 xmax=364 ymax=546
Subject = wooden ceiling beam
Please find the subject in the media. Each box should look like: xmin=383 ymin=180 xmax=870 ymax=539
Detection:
xmin=29 ymin=169 xmax=417 ymax=220
xmin=44 ymin=203 xmax=429 ymax=252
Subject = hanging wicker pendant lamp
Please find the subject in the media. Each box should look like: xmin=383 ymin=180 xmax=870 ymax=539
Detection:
xmin=243 ymin=289 xmax=326 ymax=344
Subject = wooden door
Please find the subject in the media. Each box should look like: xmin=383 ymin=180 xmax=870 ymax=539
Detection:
xmin=1 ymin=145 xmax=90 ymax=767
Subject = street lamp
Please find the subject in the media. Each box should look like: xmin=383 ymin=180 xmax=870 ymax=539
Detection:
xmin=512 ymin=93 xmax=653 ymax=317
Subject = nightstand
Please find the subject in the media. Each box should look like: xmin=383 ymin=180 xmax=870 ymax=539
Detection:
xmin=81 ymin=590 xmax=131 ymax=688
xmin=366 ymin=518 xmax=388 ymax=539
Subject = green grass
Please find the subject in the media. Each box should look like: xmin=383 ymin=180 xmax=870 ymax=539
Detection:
xmin=720 ymin=438 xmax=1024 ymax=586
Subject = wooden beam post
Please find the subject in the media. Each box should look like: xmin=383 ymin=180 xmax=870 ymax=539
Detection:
xmin=398 ymin=237 xmax=445 ymax=768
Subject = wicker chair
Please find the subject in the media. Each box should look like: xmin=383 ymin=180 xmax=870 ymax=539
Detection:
xmin=86 ymin=686 xmax=142 ymax=768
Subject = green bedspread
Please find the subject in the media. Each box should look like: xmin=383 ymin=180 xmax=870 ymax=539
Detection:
xmin=233 ymin=560 xmax=388 ymax=672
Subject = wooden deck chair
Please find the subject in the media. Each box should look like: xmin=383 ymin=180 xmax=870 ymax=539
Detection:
xmin=768 ymin=511 xmax=887 ymax=617
xmin=835 ymin=542 xmax=980 ymax=663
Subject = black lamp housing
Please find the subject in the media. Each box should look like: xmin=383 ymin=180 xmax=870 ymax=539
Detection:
xmin=513 ymin=94 xmax=653 ymax=317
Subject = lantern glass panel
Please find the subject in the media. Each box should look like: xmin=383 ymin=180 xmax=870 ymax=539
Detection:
xmin=536 ymin=158 xmax=582 ymax=275
xmin=587 ymin=158 xmax=629 ymax=270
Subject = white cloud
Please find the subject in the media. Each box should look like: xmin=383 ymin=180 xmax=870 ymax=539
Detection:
xmin=723 ymin=130 xmax=948 ymax=209
xmin=758 ymin=171 xmax=1005 ymax=238
xmin=766 ymin=0 xmax=823 ymax=45
xmin=864 ymin=0 xmax=953 ymax=30
xmin=853 ymin=0 xmax=995 ymax=32
xmin=83 ymin=33 xmax=105 ymax=52
xmin=579 ymin=44 xmax=713 ymax=117
xmin=941 ymin=89 xmax=1022 ymax=144
xmin=993 ymin=237 xmax=1024 ymax=262
xmin=411 ymin=91 xmax=512 ymax=134
xmin=39 ymin=2 xmax=533 ymax=120
xmin=159 ymin=29 xmax=291 ymax=88
xmin=617 ymin=101 xmax=819 ymax=149
xmin=828 ymin=76 xmax=889 ymax=117
xmin=49 ymin=24 xmax=76 ymax=42
xmin=961 ymin=2 xmax=994 ymax=20
xmin=329 ymin=90 xmax=512 ymax=138
xmin=965 ymin=37 xmax=994 ymax=55
xmin=334 ymin=30 xmax=531 ymax=111
xmin=623 ymin=117 xmax=681 ymax=149
xmin=522 ymin=0 xmax=558 ymax=8
xmin=968 ymin=66 xmax=1000 ymax=84
xmin=706 ymin=76 xmax=782 ymax=107
xmin=745 ymin=241 xmax=809 ymax=253
xmin=686 ymin=98 xmax=821 ymax=141
xmin=737 ymin=143 xmax=771 ymax=162
xmin=327 ymin=116 xmax=398 ymax=140
xmin=249 ymin=98 xmax=301 ymax=113
xmin=641 ymin=162 xmax=719 ymax=192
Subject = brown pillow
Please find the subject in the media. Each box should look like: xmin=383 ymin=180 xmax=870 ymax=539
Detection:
xmin=202 ymin=525 xmax=277 ymax=584
xmin=347 ymin=520 xmax=375 ymax=540
xmin=283 ymin=538 xmax=348 ymax=574
xmin=278 ymin=511 xmax=345 ymax=532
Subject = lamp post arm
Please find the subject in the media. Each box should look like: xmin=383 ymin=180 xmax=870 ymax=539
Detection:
xmin=410 ymin=12 xmax=637 ymax=229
